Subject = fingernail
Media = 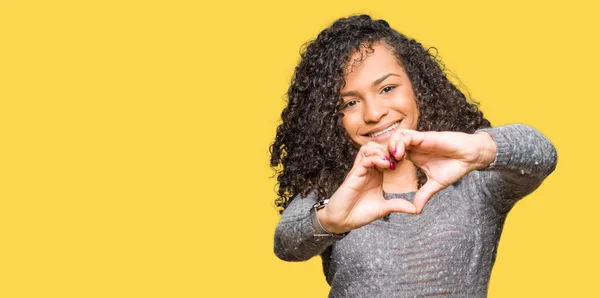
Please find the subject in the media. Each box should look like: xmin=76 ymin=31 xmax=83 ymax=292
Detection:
xmin=389 ymin=160 xmax=396 ymax=170
xmin=392 ymin=150 xmax=396 ymax=156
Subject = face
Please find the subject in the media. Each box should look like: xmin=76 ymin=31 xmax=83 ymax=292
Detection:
xmin=339 ymin=42 xmax=419 ymax=147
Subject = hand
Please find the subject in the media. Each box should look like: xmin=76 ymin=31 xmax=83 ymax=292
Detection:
xmin=389 ymin=129 xmax=497 ymax=213
xmin=318 ymin=142 xmax=417 ymax=234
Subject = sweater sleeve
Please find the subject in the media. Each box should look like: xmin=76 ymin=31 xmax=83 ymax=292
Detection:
xmin=470 ymin=124 xmax=558 ymax=213
xmin=273 ymin=192 xmax=338 ymax=262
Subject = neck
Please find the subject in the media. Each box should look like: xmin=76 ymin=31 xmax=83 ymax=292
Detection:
xmin=382 ymin=160 xmax=419 ymax=194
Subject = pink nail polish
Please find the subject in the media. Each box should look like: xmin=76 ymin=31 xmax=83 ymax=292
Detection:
xmin=390 ymin=160 xmax=396 ymax=170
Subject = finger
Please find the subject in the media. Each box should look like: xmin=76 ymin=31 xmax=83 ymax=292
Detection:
xmin=390 ymin=130 xmax=424 ymax=160
xmin=391 ymin=137 xmax=406 ymax=161
xmin=360 ymin=155 xmax=391 ymax=172
xmin=355 ymin=143 xmax=388 ymax=164
xmin=388 ymin=129 xmax=406 ymax=157
xmin=354 ymin=147 xmax=382 ymax=168
xmin=413 ymin=180 xmax=443 ymax=214
xmin=390 ymin=130 xmax=414 ymax=162
xmin=381 ymin=198 xmax=417 ymax=215
xmin=364 ymin=143 xmax=388 ymax=158
xmin=404 ymin=131 xmax=427 ymax=148
xmin=364 ymin=142 xmax=395 ymax=170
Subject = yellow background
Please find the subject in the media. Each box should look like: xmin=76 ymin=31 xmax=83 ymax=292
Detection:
xmin=1 ymin=0 xmax=598 ymax=297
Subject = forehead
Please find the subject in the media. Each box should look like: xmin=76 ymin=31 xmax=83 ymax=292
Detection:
xmin=343 ymin=43 xmax=404 ymax=85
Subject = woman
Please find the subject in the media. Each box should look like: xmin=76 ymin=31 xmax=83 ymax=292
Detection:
xmin=271 ymin=15 xmax=557 ymax=297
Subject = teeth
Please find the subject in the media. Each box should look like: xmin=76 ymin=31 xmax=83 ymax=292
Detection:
xmin=370 ymin=122 xmax=400 ymax=137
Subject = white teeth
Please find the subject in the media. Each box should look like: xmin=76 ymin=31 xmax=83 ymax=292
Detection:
xmin=370 ymin=122 xmax=400 ymax=137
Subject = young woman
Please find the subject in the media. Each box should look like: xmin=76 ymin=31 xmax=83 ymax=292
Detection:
xmin=271 ymin=14 xmax=557 ymax=297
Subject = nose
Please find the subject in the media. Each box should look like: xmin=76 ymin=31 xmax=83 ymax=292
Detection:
xmin=363 ymin=98 xmax=387 ymax=123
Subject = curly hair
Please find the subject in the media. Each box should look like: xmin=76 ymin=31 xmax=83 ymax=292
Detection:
xmin=270 ymin=14 xmax=490 ymax=213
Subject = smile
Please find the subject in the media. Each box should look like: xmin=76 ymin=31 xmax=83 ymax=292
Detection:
xmin=368 ymin=121 xmax=400 ymax=138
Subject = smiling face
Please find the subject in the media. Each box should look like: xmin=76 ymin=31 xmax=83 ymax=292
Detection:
xmin=339 ymin=42 xmax=419 ymax=147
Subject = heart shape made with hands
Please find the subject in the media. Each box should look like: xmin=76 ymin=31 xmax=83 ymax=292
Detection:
xmin=320 ymin=129 xmax=494 ymax=234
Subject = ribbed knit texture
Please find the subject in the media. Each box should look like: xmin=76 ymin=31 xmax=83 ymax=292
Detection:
xmin=274 ymin=124 xmax=557 ymax=297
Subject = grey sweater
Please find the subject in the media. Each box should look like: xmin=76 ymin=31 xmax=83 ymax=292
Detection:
xmin=274 ymin=124 xmax=557 ymax=297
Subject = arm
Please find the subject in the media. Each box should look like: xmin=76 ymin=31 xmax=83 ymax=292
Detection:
xmin=273 ymin=192 xmax=337 ymax=262
xmin=387 ymin=124 xmax=557 ymax=213
xmin=472 ymin=124 xmax=558 ymax=212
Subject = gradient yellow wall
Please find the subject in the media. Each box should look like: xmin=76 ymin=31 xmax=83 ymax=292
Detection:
xmin=1 ymin=0 xmax=598 ymax=297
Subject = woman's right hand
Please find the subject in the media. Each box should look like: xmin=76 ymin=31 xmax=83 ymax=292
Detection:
xmin=317 ymin=142 xmax=417 ymax=234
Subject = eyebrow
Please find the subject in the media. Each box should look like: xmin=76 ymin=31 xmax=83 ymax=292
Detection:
xmin=340 ymin=73 xmax=401 ymax=97
xmin=373 ymin=73 xmax=400 ymax=87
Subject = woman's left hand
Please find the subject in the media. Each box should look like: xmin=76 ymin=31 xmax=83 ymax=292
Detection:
xmin=389 ymin=129 xmax=497 ymax=213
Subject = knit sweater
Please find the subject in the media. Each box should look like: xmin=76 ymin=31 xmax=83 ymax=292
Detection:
xmin=273 ymin=124 xmax=557 ymax=297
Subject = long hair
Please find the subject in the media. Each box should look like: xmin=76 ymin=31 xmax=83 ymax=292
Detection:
xmin=270 ymin=15 xmax=490 ymax=213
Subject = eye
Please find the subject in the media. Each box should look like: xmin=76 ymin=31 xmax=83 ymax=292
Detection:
xmin=340 ymin=100 xmax=358 ymax=110
xmin=380 ymin=85 xmax=397 ymax=94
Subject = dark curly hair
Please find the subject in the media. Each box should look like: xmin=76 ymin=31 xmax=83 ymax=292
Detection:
xmin=270 ymin=14 xmax=490 ymax=213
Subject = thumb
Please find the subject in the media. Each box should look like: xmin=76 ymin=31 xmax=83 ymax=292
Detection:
xmin=413 ymin=180 xmax=443 ymax=214
xmin=381 ymin=198 xmax=417 ymax=215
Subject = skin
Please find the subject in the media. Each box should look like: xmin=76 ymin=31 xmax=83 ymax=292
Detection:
xmin=317 ymin=43 xmax=498 ymax=234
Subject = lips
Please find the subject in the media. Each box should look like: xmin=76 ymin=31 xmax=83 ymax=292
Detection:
xmin=366 ymin=121 xmax=401 ymax=138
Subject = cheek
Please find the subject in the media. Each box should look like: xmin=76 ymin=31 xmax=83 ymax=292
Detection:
xmin=341 ymin=114 xmax=362 ymax=144
xmin=341 ymin=115 xmax=353 ymax=134
xmin=406 ymin=104 xmax=419 ymax=130
xmin=403 ymin=90 xmax=419 ymax=121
